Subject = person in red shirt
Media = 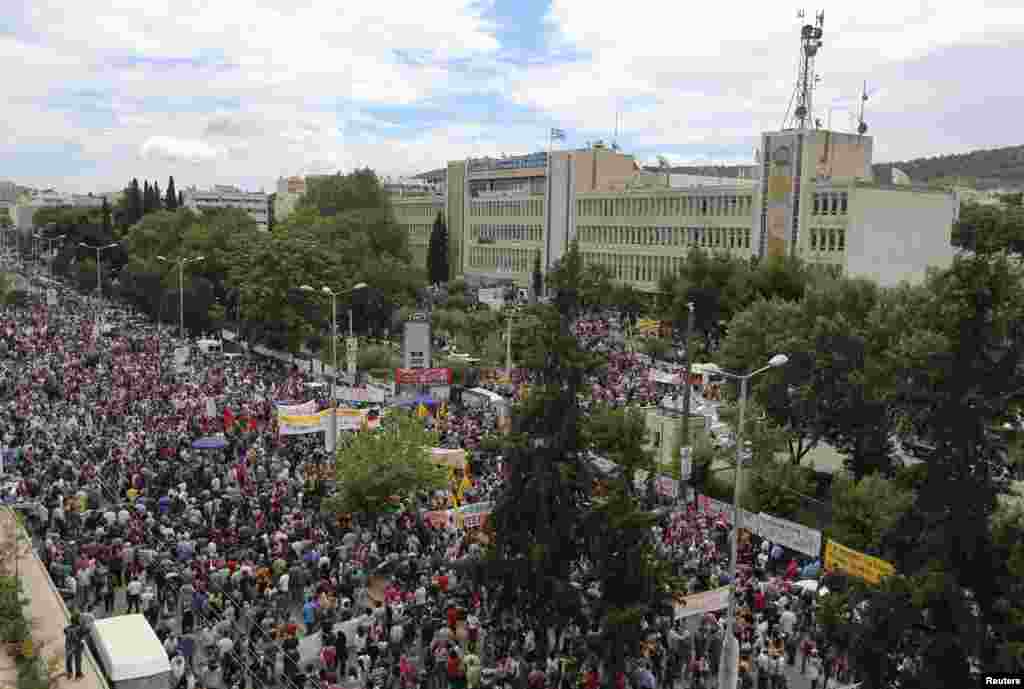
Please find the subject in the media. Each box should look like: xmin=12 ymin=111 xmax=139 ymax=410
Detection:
xmin=447 ymin=604 xmax=458 ymax=631
xmin=528 ymin=664 xmax=547 ymax=689
xmin=438 ymin=572 xmax=450 ymax=593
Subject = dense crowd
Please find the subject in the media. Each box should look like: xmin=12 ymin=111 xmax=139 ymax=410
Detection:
xmin=0 ymin=283 xmax=853 ymax=689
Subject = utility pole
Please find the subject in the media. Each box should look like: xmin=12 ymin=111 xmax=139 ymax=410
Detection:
xmin=680 ymin=302 xmax=696 ymax=507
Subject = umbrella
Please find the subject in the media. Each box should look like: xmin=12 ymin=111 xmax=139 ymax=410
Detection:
xmin=192 ymin=436 xmax=228 ymax=450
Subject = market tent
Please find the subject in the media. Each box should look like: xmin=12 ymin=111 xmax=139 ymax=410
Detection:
xmin=192 ymin=436 xmax=228 ymax=450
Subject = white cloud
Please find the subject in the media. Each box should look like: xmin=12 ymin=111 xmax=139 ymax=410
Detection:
xmin=140 ymin=136 xmax=224 ymax=164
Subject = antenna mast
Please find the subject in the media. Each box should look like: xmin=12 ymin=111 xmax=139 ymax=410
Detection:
xmin=856 ymin=80 xmax=869 ymax=137
xmin=784 ymin=10 xmax=824 ymax=129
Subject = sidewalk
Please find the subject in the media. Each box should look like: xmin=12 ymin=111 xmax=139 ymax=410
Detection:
xmin=0 ymin=508 xmax=109 ymax=689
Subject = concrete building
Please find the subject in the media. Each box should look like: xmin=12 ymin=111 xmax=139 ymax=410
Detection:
xmin=183 ymin=186 xmax=270 ymax=230
xmin=274 ymin=176 xmax=306 ymax=223
xmin=414 ymin=127 xmax=956 ymax=291
xmin=392 ymin=193 xmax=444 ymax=271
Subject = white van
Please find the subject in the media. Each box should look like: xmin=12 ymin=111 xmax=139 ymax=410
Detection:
xmin=88 ymin=614 xmax=171 ymax=689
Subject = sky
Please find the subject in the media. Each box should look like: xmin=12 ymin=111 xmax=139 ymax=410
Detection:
xmin=3 ymin=0 xmax=1024 ymax=194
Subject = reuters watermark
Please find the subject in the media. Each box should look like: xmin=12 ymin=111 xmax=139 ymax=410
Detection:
xmin=984 ymin=675 xmax=1024 ymax=687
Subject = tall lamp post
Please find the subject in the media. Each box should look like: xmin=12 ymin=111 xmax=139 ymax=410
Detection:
xmin=705 ymin=353 xmax=789 ymax=689
xmin=79 ymin=241 xmax=120 ymax=325
xmin=157 ymin=255 xmax=205 ymax=340
xmin=301 ymin=282 xmax=368 ymax=451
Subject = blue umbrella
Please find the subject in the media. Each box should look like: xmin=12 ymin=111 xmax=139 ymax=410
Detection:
xmin=192 ymin=436 xmax=228 ymax=450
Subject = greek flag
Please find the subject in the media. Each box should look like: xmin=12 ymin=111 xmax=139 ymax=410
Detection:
xmin=550 ymin=127 xmax=566 ymax=141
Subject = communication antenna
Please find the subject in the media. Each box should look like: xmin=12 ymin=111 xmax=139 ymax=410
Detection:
xmin=856 ymin=80 xmax=870 ymax=137
xmin=783 ymin=10 xmax=824 ymax=129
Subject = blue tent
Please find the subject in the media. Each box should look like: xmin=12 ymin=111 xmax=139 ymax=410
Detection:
xmin=392 ymin=395 xmax=438 ymax=408
xmin=192 ymin=436 xmax=228 ymax=450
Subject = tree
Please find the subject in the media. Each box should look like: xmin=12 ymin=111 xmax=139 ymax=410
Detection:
xmin=298 ymin=168 xmax=390 ymax=218
xmin=101 ymin=198 xmax=111 ymax=235
xmin=152 ymin=181 xmax=162 ymax=213
xmin=128 ymin=179 xmax=142 ymax=226
xmin=143 ymin=181 xmax=153 ymax=215
xmin=532 ymin=250 xmax=543 ymax=299
xmin=427 ymin=211 xmax=449 ymax=284
xmin=178 ymin=191 xmax=184 ymax=209
xmin=325 ymin=410 xmax=447 ymax=519
xmin=953 ymin=201 xmax=1024 ymax=253
xmin=165 ymin=177 xmax=178 ymax=211
xmin=828 ymin=474 xmax=913 ymax=556
xmin=580 ymin=403 xmax=653 ymax=470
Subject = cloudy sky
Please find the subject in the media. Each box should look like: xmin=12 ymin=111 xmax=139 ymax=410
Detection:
xmin=3 ymin=0 xmax=1023 ymax=194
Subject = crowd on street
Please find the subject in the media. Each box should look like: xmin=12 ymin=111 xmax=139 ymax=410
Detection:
xmin=0 ymin=278 xmax=858 ymax=689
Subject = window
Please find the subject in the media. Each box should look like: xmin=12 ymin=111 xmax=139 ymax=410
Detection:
xmin=827 ymin=229 xmax=835 ymax=251
xmin=837 ymin=228 xmax=845 ymax=251
xmin=813 ymin=194 xmax=820 ymax=215
xmin=810 ymin=228 xmax=817 ymax=251
xmin=840 ymin=192 xmax=848 ymax=214
xmin=831 ymin=195 xmax=839 ymax=215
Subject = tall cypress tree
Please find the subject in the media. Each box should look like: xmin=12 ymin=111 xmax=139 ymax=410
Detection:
xmin=101 ymin=198 xmax=112 ymax=235
xmin=165 ymin=176 xmax=178 ymax=210
xmin=178 ymin=191 xmax=184 ymax=209
xmin=143 ymin=181 xmax=152 ymax=215
xmin=128 ymin=178 xmax=142 ymax=225
xmin=426 ymin=211 xmax=449 ymax=285
xmin=152 ymin=181 xmax=162 ymax=212
xmin=532 ymin=250 xmax=543 ymax=299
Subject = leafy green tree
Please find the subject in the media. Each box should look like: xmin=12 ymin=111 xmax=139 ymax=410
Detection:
xmin=101 ymin=198 xmax=111 ymax=234
xmin=178 ymin=191 xmax=184 ymax=209
xmin=298 ymin=168 xmax=390 ymax=218
xmin=828 ymin=474 xmax=913 ymax=555
xmin=325 ymin=410 xmax=447 ymax=520
xmin=152 ymin=181 xmax=162 ymax=213
xmin=953 ymin=201 xmax=1024 ymax=253
xmin=143 ymin=181 xmax=152 ymax=215
xmin=165 ymin=176 xmax=178 ymax=211
xmin=743 ymin=460 xmax=815 ymax=521
xmin=580 ymin=403 xmax=653 ymax=470
xmin=427 ymin=211 xmax=449 ymax=284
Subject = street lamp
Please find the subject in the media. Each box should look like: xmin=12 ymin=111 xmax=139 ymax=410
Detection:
xmin=157 ymin=255 xmax=205 ymax=340
xmin=79 ymin=241 xmax=120 ymax=323
xmin=300 ymin=282 xmax=368 ymax=451
xmin=706 ymin=353 xmax=788 ymax=689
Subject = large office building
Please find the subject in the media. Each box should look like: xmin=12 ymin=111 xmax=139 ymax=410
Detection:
xmin=392 ymin=192 xmax=445 ymax=270
xmin=390 ymin=129 xmax=957 ymax=290
xmin=183 ymin=185 xmax=271 ymax=230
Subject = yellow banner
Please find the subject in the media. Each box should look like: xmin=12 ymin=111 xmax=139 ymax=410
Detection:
xmin=824 ymin=539 xmax=895 ymax=585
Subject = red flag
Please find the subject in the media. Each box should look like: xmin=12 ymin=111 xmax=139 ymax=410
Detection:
xmin=247 ymin=417 xmax=257 ymax=432
xmin=223 ymin=408 xmax=236 ymax=431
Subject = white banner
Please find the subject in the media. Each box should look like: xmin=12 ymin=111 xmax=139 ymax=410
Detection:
xmin=280 ymin=408 xmax=376 ymax=436
xmin=336 ymin=386 xmax=386 ymax=403
xmin=276 ymin=400 xmax=318 ymax=417
xmin=674 ymin=586 xmax=731 ymax=619
xmin=757 ymin=512 xmax=823 ymax=558
xmin=649 ymin=369 xmax=682 ymax=385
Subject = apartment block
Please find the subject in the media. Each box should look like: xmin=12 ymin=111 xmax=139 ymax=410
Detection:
xmin=392 ymin=193 xmax=445 ymax=272
xmin=183 ymin=186 xmax=270 ymax=230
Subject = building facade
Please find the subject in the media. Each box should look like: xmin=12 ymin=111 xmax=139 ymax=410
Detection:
xmin=392 ymin=193 xmax=445 ymax=272
xmin=183 ymin=186 xmax=270 ymax=230
xmin=432 ymin=129 xmax=956 ymax=291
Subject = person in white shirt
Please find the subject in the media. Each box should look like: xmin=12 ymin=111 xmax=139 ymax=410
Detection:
xmin=806 ymin=649 xmax=823 ymax=689
xmin=779 ymin=605 xmax=797 ymax=637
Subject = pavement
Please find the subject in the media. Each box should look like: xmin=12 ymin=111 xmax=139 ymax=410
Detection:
xmin=0 ymin=507 xmax=108 ymax=689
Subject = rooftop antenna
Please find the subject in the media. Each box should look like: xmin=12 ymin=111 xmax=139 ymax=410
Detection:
xmin=783 ymin=10 xmax=824 ymax=130
xmin=856 ymin=80 xmax=870 ymax=137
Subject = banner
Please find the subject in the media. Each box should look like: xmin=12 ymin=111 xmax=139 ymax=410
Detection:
xmin=649 ymin=370 xmax=682 ymax=385
xmin=479 ymin=368 xmax=529 ymax=385
xmin=336 ymin=386 xmax=386 ymax=403
xmin=675 ymin=586 xmax=731 ymax=619
xmin=824 ymin=540 xmax=895 ymax=585
xmin=457 ymin=501 xmax=494 ymax=529
xmin=279 ymin=408 xmax=375 ymax=436
xmin=757 ymin=512 xmax=823 ymax=558
xmin=429 ymin=448 xmax=467 ymax=469
xmin=395 ymin=368 xmax=452 ymax=385
xmin=276 ymin=400 xmax=318 ymax=417
xmin=697 ymin=495 xmax=759 ymax=532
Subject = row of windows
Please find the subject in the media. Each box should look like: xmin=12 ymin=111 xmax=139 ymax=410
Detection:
xmin=807 ymin=262 xmax=844 ymax=278
xmin=577 ymin=194 xmax=754 ymax=219
xmin=808 ymin=227 xmax=846 ymax=252
xmin=472 ymin=224 xmax=543 ymax=243
xmin=582 ymin=251 xmax=687 ymax=285
xmin=467 ymin=247 xmax=534 ymax=274
xmin=405 ymin=223 xmax=432 ymax=245
xmin=394 ymin=203 xmax=439 ymax=218
xmin=469 ymin=199 xmax=544 ymax=217
xmin=577 ymin=225 xmax=752 ymax=250
xmin=811 ymin=192 xmax=849 ymax=215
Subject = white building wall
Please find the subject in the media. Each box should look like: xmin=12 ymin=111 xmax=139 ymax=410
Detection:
xmin=845 ymin=187 xmax=956 ymax=287
xmin=183 ymin=189 xmax=270 ymax=230
xmin=545 ymin=154 xmax=574 ymax=272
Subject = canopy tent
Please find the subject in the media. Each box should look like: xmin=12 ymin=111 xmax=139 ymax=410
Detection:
xmin=392 ymin=395 xmax=438 ymax=408
xmin=466 ymin=387 xmax=505 ymax=405
xmin=192 ymin=436 xmax=228 ymax=450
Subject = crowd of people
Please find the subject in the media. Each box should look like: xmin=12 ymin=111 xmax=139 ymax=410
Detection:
xmin=0 ymin=278 xmax=856 ymax=689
